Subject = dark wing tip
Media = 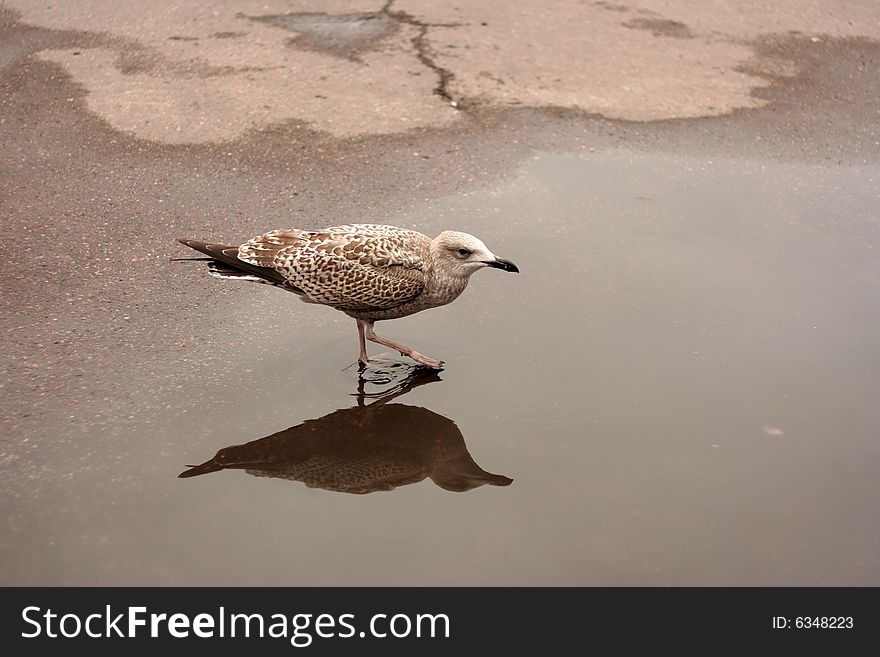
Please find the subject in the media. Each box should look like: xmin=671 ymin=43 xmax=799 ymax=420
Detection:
xmin=176 ymin=239 xmax=236 ymax=260
xmin=174 ymin=238 xmax=292 ymax=287
xmin=177 ymin=238 xmax=210 ymax=249
xmin=177 ymin=238 xmax=203 ymax=250
xmin=178 ymin=460 xmax=224 ymax=478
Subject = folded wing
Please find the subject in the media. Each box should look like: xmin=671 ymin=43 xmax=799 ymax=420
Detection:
xmin=237 ymin=224 xmax=430 ymax=312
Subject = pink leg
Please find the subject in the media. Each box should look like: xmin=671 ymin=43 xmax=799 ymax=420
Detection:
xmin=356 ymin=319 xmax=370 ymax=366
xmin=362 ymin=320 xmax=444 ymax=369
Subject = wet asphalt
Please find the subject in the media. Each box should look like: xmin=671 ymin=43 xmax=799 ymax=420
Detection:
xmin=2 ymin=8 xmax=879 ymax=584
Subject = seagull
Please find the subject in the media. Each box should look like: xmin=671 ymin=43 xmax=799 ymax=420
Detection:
xmin=177 ymin=224 xmax=519 ymax=368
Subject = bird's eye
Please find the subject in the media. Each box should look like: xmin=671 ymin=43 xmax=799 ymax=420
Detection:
xmin=457 ymin=248 xmax=471 ymax=257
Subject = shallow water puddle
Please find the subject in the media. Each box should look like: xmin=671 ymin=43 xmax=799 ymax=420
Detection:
xmin=5 ymin=149 xmax=879 ymax=585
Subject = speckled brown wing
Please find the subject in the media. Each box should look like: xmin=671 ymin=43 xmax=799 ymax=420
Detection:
xmin=237 ymin=224 xmax=430 ymax=312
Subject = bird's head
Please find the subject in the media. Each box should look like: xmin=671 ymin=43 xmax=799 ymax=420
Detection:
xmin=431 ymin=231 xmax=519 ymax=279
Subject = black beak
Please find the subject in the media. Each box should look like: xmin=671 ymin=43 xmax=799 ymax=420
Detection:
xmin=485 ymin=257 xmax=519 ymax=273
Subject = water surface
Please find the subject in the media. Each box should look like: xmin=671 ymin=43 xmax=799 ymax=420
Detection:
xmin=4 ymin=149 xmax=879 ymax=585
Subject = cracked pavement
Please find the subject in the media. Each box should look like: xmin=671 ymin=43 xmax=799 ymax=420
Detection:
xmin=5 ymin=0 xmax=879 ymax=143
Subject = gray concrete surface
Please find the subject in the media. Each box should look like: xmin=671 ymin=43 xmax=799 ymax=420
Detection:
xmin=2 ymin=1 xmax=879 ymax=585
xmin=5 ymin=0 xmax=880 ymax=141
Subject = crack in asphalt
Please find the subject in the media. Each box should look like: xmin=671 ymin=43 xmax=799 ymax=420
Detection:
xmin=242 ymin=1 xmax=461 ymax=106
xmin=381 ymin=0 xmax=459 ymax=106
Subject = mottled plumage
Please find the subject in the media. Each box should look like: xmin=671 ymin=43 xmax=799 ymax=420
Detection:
xmin=177 ymin=224 xmax=518 ymax=368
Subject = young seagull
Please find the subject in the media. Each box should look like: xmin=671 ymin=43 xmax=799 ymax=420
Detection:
xmin=177 ymin=224 xmax=519 ymax=369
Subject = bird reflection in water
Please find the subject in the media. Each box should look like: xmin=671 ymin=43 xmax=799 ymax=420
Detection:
xmin=179 ymin=365 xmax=512 ymax=494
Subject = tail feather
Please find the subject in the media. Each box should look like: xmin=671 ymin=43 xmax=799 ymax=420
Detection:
xmin=176 ymin=238 xmax=291 ymax=287
xmin=208 ymin=261 xmax=270 ymax=282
